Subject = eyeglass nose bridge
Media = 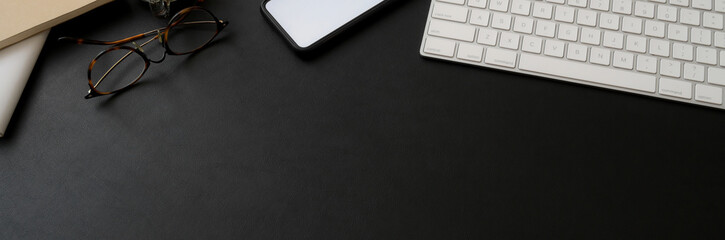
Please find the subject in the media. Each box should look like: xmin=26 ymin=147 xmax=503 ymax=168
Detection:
xmin=131 ymin=41 xmax=145 ymax=53
xmin=156 ymin=29 xmax=165 ymax=44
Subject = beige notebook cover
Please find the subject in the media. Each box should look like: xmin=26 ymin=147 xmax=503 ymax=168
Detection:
xmin=0 ymin=0 xmax=114 ymax=50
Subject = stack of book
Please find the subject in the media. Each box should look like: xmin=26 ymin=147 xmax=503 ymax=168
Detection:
xmin=0 ymin=0 xmax=113 ymax=137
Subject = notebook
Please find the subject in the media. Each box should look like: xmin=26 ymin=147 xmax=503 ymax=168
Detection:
xmin=0 ymin=31 xmax=49 ymax=137
xmin=0 ymin=0 xmax=113 ymax=50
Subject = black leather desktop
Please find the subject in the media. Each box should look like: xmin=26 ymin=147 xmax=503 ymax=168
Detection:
xmin=1 ymin=0 xmax=724 ymax=238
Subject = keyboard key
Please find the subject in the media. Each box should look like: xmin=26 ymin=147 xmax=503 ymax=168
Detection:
xmin=547 ymin=0 xmax=566 ymax=4
xmin=622 ymin=17 xmax=643 ymax=34
xmin=660 ymin=59 xmax=682 ymax=78
xmin=554 ymin=6 xmax=576 ymax=23
xmin=491 ymin=13 xmax=513 ymax=30
xmin=477 ymin=28 xmax=499 ymax=45
xmin=670 ymin=0 xmax=690 ymax=7
xmin=634 ymin=1 xmax=655 ymax=18
xmin=626 ymin=35 xmax=647 ymax=53
xmin=428 ymin=19 xmax=476 ymax=42
xmin=722 ymin=52 xmax=725 ymax=66
xmin=717 ymin=0 xmax=725 ymax=12
xmin=457 ymin=43 xmax=484 ymax=62
xmin=644 ymin=20 xmax=665 ymax=38
xmin=513 ymin=17 xmax=535 ymax=33
xmin=600 ymin=13 xmax=620 ymax=30
xmin=544 ymin=39 xmax=566 ymax=57
xmin=533 ymin=2 xmax=554 ymax=19
xmin=691 ymin=28 xmax=712 ymax=46
xmin=470 ymin=9 xmax=491 ymax=26
xmin=484 ymin=48 xmax=518 ymax=68
xmin=695 ymin=84 xmax=723 ymax=104
xmin=680 ymin=9 xmax=700 ymax=26
xmin=659 ymin=77 xmax=692 ymax=99
xmin=613 ymin=51 xmax=634 ymax=69
xmin=590 ymin=47 xmax=611 ymax=65
xmin=439 ymin=0 xmax=465 ymax=4
xmin=673 ymin=43 xmax=694 ymax=61
xmin=568 ymin=0 xmax=588 ymax=8
xmin=693 ymin=0 xmax=713 ymax=10
xmin=511 ymin=0 xmax=532 ymax=15
xmin=613 ymin=0 xmax=633 ymax=14
xmin=535 ymin=21 xmax=557 ymax=37
xmin=657 ymin=5 xmax=678 ymax=22
xmin=703 ymin=12 xmax=724 ymax=29
xmin=696 ymin=47 xmax=717 ymax=65
xmin=649 ymin=39 xmax=670 ymax=57
xmin=566 ymin=43 xmax=588 ymax=61
xmin=468 ymin=0 xmax=488 ymax=8
xmin=499 ymin=32 xmax=521 ymax=50
xmin=424 ymin=37 xmax=456 ymax=57
xmin=636 ymin=55 xmax=658 ymax=73
xmin=576 ymin=9 xmax=598 ymax=27
xmin=557 ymin=24 xmax=579 ymax=41
xmin=667 ymin=24 xmax=689 ymax=42
xmin=709 ymin=68 xmax=725 ymax=86
xmin=716 ymin=32 xmax=725 ymax=48
xmin=603 ymin=31 xmax=624 ymax=49
xmin=519 ymin=53 xmax=656 ymax=92
xmin=581 ymin=28 xmax=602 ymax=45
xmin=591 ymin=0 xmax=610 ymax=11
xmin=432 ymin=3 xmax=470 ymax=23
xmin=521 ymin=36 xmax=543 ymax=53
xmin=490 ymin=0 xmax=510 ymax=12
xmin=683 ymin=63 xmax=705 ymax=82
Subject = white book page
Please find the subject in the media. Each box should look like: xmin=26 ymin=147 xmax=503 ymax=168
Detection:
xmin=0 ymin=30 xmax=48 ymax=137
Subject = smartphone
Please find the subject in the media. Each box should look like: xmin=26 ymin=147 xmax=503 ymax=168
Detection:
xmin=261 ymin=0 xmax=393 ymax=51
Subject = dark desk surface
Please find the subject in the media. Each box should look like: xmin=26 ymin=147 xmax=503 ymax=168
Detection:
xmin=2 ymin=0 xmax=724 ymax=238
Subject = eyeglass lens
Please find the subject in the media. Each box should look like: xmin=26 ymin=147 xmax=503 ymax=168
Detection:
xmin=166 ymin=8 xmax=219 ymax=54
xmin=90 ymin=49 xmax=147 ymax=93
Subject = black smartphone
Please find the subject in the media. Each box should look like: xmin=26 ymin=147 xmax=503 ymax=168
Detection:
xmin=261 ymin=0 xmax=393 ymax=51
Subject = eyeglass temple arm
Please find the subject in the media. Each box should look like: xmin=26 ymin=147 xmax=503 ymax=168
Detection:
xmin=58 ymin=27 xmax=165 ymax=46
xmin=59 ymin=19 xmax=227 ymax=46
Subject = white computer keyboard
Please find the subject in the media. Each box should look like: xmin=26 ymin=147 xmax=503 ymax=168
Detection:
xmin=420 ymin=0 xmax=725 ymax=109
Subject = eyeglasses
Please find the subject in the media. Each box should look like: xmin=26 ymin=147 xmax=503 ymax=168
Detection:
xmin=60 ymin=6 xmax=228 ymax=99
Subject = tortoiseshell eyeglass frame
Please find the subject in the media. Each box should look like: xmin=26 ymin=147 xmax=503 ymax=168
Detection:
xmin=59 ymin=6 xmax=228 ymax=99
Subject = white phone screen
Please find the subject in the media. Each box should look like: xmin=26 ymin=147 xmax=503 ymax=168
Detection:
xmin=265 ymin=0 xmax=385 ymax=48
